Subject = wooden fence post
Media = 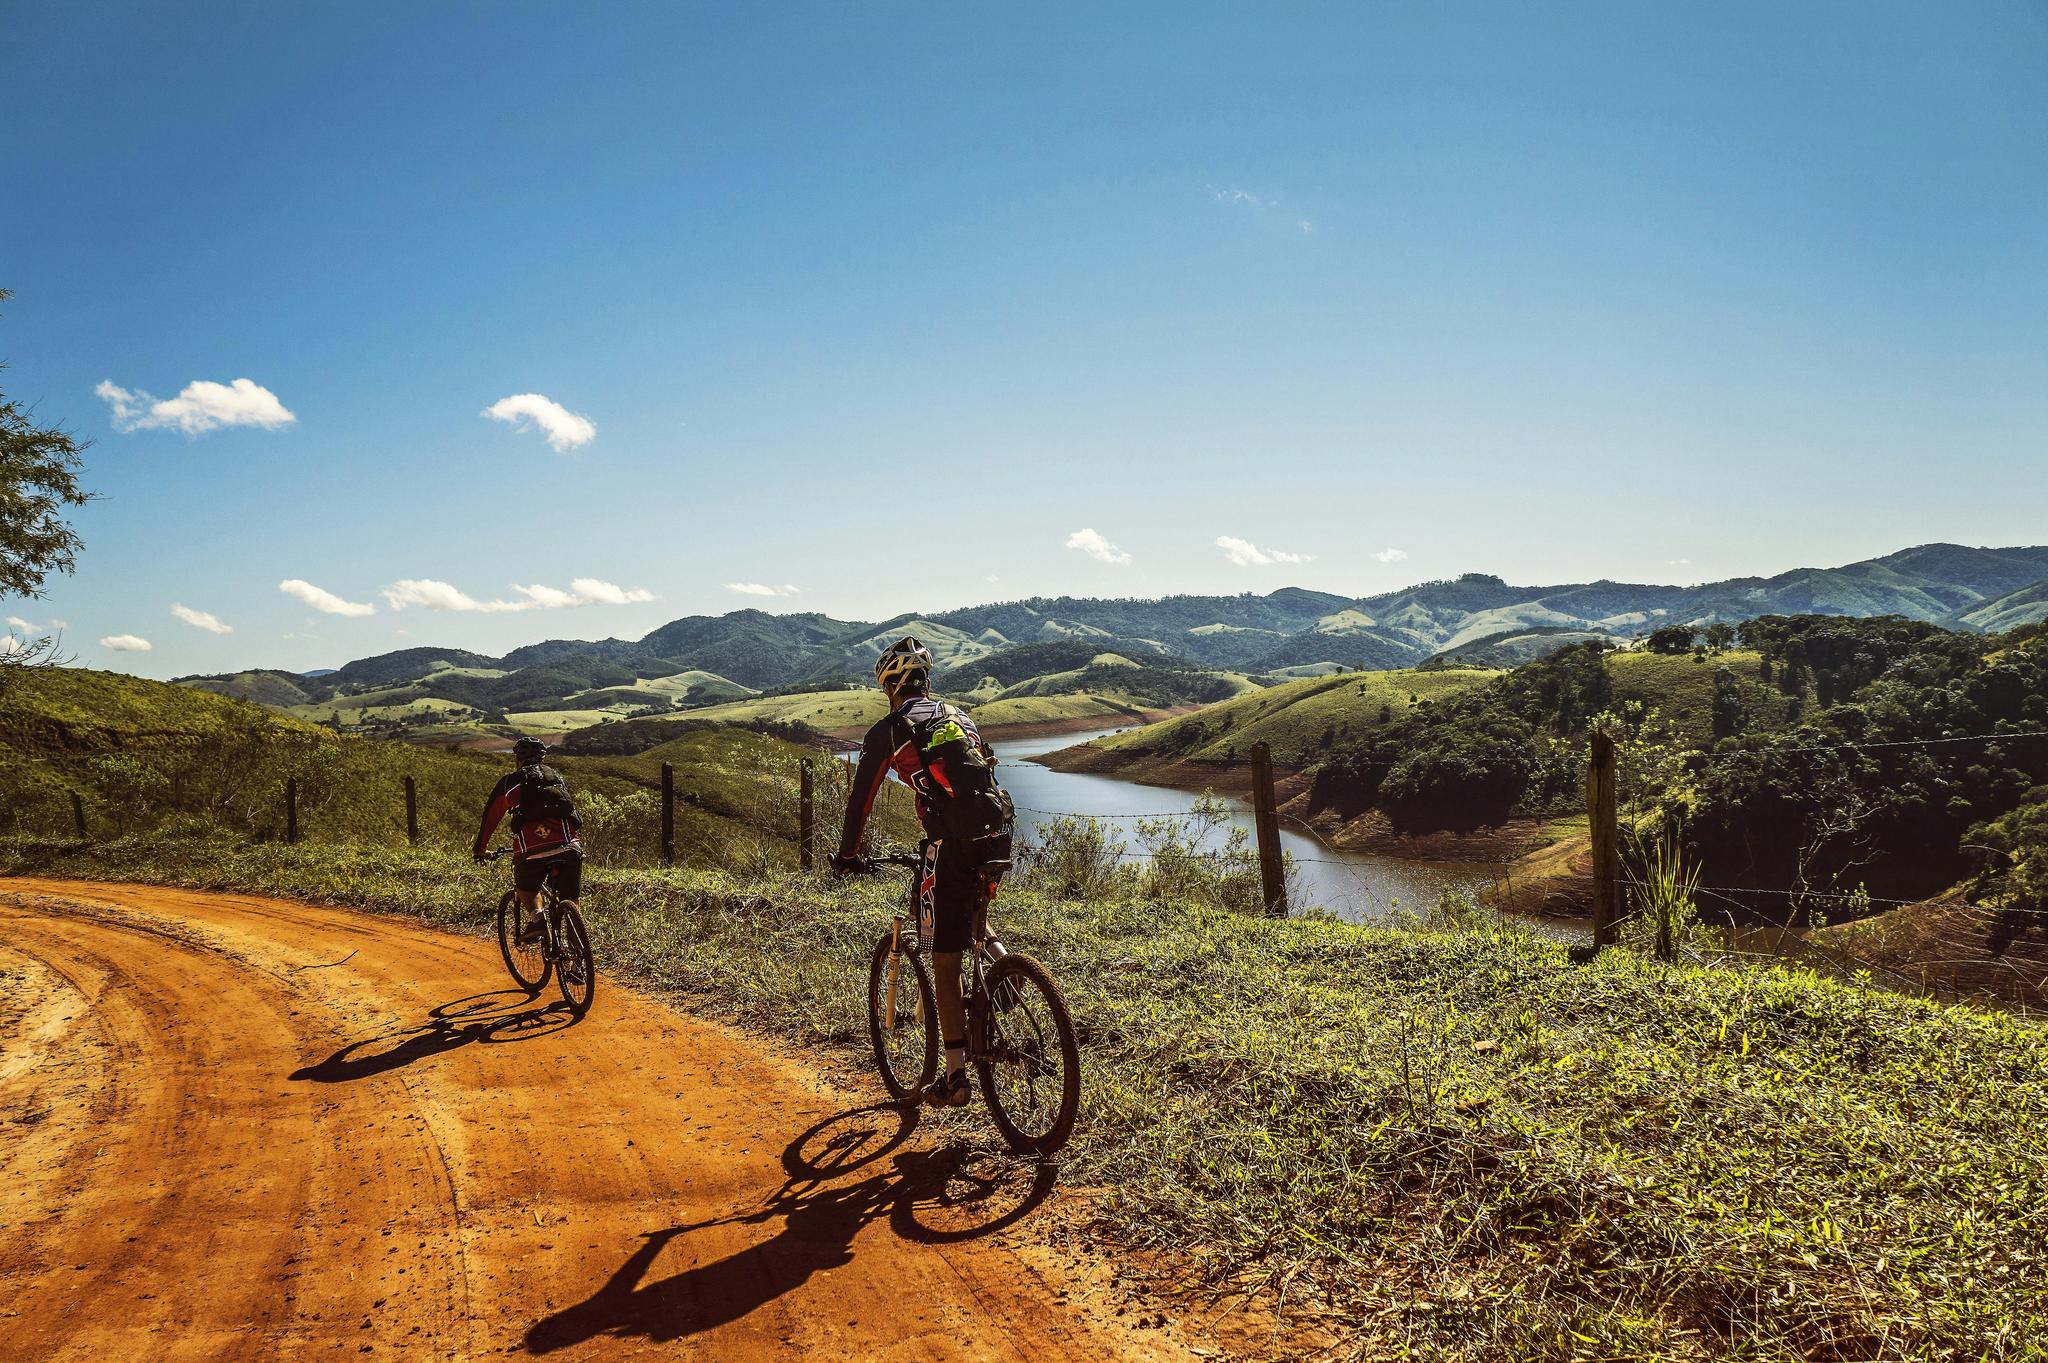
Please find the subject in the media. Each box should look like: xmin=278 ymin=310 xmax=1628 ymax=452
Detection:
xmin=1589 ymin=730 xmax=1619 ymax=949
xmin=285 ymin=778 xmax=299 ymax=844
xmin=71 ymin=791 xmax=87 ymax=840
xmin=660 ymin=762 xmax=676 ymax=867
xmin=403 ymin=776 xmax=419 ymax=844
xmin=171 ymin=773 xmax=184 ymax=811
xmin=799 ymin=759 xmax=816 ymax=872
xmin=1249 ymin=741 xmax=1287 ymax=917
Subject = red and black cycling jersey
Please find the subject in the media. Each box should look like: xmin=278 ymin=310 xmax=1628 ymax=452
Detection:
xmin=836 ymin=693 xmax=991 ymax=861
xmin=473 ymin=763 xmax=581 ymax=860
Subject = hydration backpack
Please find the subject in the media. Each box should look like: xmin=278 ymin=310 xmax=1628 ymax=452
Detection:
xmin=512 ymin=763 xmax=580 ymax=855
xmin=906 ymin=702 xmax=1014 ymax=850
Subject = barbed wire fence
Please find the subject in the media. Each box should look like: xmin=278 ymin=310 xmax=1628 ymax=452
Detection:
xmin=33 ymin=718 xmax=2046 ymax=1013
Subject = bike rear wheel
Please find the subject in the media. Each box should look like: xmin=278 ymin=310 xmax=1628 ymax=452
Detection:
xmin=553 ymin=901 xmax=596 ymax=1015
xmin=974 ymin=952 xmax=1081 ymax=1155
xmin=868 ymin=930 xmax=938 ymax=1103
xmin=497 ymin=888 xmax=552 ymax=994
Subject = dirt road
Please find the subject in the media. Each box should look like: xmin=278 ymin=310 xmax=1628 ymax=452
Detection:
xmin=0 ymin=879 xmax=1183 ymax=1362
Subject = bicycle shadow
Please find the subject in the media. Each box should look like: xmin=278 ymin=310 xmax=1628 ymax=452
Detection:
xmin=522 ymin=1103 xmax=1059 ymax=1353
xmin=291 ymin=989 xmax=578 ymax=1084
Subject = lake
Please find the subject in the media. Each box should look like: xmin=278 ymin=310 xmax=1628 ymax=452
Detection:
xmin=988 ymin=727 xmax=1502 ymax=925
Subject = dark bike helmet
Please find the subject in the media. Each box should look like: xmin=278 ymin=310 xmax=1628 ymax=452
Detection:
xmin=874 ymin=636 xmax=933 ymax=691
xmin=513 ymin=737 xmax=549 ymax=764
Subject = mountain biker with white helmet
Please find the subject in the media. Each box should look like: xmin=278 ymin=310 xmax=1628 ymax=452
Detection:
xmin=833 ymin=636 xmax=1014 ymax=1107
xmin=472 ymin=737 xmax=583 ymax=945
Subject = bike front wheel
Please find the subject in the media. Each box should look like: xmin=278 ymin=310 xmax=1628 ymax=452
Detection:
xmin=497 ymin=889 xmax=552 ymax=994
xmin=975 ymin=952 xmax=1081 ymax=1156
xmin=552 ymin=901 xmax=596 ymax=1015
xmin=868 ymin=930 xmax=938 ymax=1103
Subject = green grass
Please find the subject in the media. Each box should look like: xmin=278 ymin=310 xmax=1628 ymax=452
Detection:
xmin=1085 ymin=652 xmax=1797 ymax=773
xmin=290 ymin=694 xmax=478 ymax=724
xmin=676 ymin=688 xmax=894 ymax=733
xmin=670 ymin=685 xmax=1171 ymax=736
xmin=10 ymin=830 xmax=2047 ymax=1360
xmin=1608 ymin=650 xmax=1790 ymax=746
xmin=1091 ymin=668 xmax=1495 ymax=767
xmin=970 ymin=691 xmax=1156 ymax=728
xmin=0 ymin=666 xmax=869 ymax=867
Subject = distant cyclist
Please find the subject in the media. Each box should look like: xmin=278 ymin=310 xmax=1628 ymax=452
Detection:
xmin=833 ymin=637 xmax=1014 ymax=1107
xmin=472 ymin=737 xmax=583 ymax=943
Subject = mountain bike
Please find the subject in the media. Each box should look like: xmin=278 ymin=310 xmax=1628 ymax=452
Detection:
xmin=857 ymin=848 xmax=1081 ymax=1156
xmin=484 ymin=848 xmax=596 ymax=1016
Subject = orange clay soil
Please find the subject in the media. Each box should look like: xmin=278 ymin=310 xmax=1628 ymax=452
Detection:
xmin=0 ymin=879 xmax=1195 ymax=1362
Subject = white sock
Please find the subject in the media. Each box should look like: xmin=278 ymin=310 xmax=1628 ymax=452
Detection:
xmin=944 ymin=1045 xmax=966 ymax=1079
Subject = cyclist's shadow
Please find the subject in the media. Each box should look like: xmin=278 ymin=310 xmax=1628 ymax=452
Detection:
xmin=291 ymin=990 xmax=577 ymax=1084
xmin=523 ymin=1103 xmax=1058 ymax=1353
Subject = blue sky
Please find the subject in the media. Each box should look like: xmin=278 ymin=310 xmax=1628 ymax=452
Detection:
xmin=4 ymin=1 xmax=2044 ymax=679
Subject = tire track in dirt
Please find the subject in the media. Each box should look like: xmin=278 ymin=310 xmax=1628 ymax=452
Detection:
xmin=0 ymin=879 xmax=1192 ymax=1362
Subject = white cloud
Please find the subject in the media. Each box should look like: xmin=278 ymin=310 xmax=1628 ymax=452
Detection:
xmin=564 ymin=577 xmax=655 ymax=605
xmin=1216 ymin=535 xmax=1313 ymax=568
xmin=383 ymin=577 xmax=655 ymax=612
xmin=1211 ymin=187 xmax=1272 ymax=209
xmin=482 ymin=393 xmax=596 ymax=453
xmin=725 ymin=582 xmax=802 ymax=598
xmin=170 ymin=603 xmax=233 ymax=635
xmin=98 ymin=378 xmax=296 ymax=435
xmin=1298 ymin=219 xmax=1315 ymax=235
xmin=383 ymin=579 xmax=515 ymax=613
xmin=7 ymin=615 xmax=33 ymax=632
xmin=1372 ymin=548 xmax=1409 ymax=564
xmin=280 ymin=579 xmax=377 ymax=617
xmin=0 ymin=636 xmax=21 ymax=655
xmin=101 ymin=634 xmax=153 ymax=652
xmin=1065 ymin=528 xmax=1131 ymax=565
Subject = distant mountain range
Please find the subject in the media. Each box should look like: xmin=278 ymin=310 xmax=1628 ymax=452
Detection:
xmin=182 ymin=543 xmax=2048 ymax=711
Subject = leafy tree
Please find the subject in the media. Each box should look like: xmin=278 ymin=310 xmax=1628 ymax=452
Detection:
xmin=0 ymin=290 xmax=92 ymax=599
xmin=1646 ymin=624 xmax=1699 ymax=654
xmin=1703 ymin=621 xmax=1736 ymax=653
xmin=1968 ymin=793 xmax=2048 ymax=915
xmin=1710 ymin=666 xmax=1747 ymax=741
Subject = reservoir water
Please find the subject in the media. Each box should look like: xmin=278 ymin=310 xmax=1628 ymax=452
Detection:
xmin=986 ymin=727 xmax=1500 ymax=924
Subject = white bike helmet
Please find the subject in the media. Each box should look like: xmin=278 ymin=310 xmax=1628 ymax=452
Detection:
xmin=874 ymin=636 xmax=934 ymax=691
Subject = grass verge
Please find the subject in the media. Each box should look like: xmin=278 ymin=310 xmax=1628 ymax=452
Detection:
xmin=6 ymin=831 xmax=2046 ymax=1361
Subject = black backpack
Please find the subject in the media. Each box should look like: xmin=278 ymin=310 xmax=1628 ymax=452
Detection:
xmin=516 ymin=763 xmax=578 ymax=826
xmin=906 ymin=703 xmax=1014 ymax=849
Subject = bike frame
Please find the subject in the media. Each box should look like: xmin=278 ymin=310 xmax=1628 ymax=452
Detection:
xmin=489 ymin=848 xmax=573 ymax=957
xmin=879 ymin=845 xmax=1008 ymax=1061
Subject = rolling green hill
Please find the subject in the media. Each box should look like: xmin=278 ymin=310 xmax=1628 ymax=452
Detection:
xmin=1949 ymin=579 xmax=2048 ymax=634
xmin=1050 ymin=645 xmax=1796 ymax=825
xmin=1424 ymin=626 xmax=1621 ymax=669
xmin=1079 ymin=667 xmax=1496 ymax=769
xmin=0 ymin=666 xmax=833 ymax=868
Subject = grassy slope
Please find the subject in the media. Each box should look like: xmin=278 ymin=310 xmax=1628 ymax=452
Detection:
xmin=669 ymin=684 xmax=1188 ymax=740
xmin=0 ymin=667 xmax=851 ymax=868
xmin=1065 ymin=650 xmax=1787 ymax=774
xmin=1084 ymin=668 xmax=1496 ymax=769
xmin=1607 ymin=649 xmax=1789 ymax=746
xmin=9 ymin=833 xmax=2044 ymax=1360
xmin=669 ymin=688 xmax=894 ymax=734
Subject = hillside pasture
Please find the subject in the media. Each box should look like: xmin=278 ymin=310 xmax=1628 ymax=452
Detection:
xmin=1091 ymin=667 xmax=1495 ymax=768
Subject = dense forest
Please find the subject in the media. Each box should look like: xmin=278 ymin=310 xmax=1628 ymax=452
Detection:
xmin=1306 ymin=616 xmax=2048 ymax=912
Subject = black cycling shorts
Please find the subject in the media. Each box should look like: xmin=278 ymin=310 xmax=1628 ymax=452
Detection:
xmin=923 ymin=837 xmax=994 ymax=953
xmin=514 ymin=848 xmax=583 ymax=901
